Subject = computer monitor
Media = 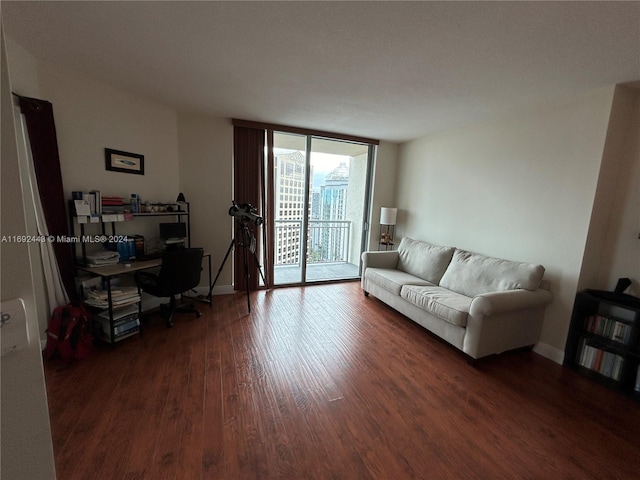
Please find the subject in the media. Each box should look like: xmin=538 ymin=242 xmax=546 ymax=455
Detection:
xmin=159 ymin=222 xmax=187 ymax=243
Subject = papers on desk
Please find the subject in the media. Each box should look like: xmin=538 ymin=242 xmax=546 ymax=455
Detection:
xmin=84 ymin=251 xmax=120 ymax=266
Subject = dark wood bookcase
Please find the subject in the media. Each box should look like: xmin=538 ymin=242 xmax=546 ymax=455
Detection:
xmin=564 ymin=290 xmax=640 ymax=401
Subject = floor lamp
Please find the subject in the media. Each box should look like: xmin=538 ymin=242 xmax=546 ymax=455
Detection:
xmin=379 ymin=207 xmax=397 ymax=250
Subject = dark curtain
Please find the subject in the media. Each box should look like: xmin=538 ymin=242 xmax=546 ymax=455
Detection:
xmin=18 ymin=95 xmax=77 ymax=300
xmin=233 ymin=126 xmax=265 ymax=291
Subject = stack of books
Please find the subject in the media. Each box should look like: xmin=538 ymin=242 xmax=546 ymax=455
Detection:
xmin=102 ymin=196 xmax=126 ymax=214
xmin=84 ymin=286 xmax=140 ymax=309
xmin=583 ymin=314 xmax=632 ymax=345
xmin=101 ymin=195 xmax=126 ymax=222
xmin=95 ymin=304 xmax=140 ymax=341
xmin=576 ymin=338 xmax=624 ymax=381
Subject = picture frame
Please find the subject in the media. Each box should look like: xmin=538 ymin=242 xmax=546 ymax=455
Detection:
xmin=105 ymin=148 xmax=144 ymax=175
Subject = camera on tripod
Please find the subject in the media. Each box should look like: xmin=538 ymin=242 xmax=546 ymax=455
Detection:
xmin=228 ymin=201 xmax=264 ymax=226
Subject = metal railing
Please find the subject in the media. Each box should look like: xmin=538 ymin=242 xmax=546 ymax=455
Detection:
xmin=274 ymin=219 xmax=351 ymax=266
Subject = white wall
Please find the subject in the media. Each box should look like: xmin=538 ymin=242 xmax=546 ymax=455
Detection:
xmin=397 ymin=87 xmax=617 ymax=359
xmin=1 ymin=27 xmax=57 ymax=480
xmin=580 ymin=86 xmax=640 ymax=296
xmin=177 ymin=112 xmax=234 ymax=292
xmin=367 ymin=141 xmax=399 ymax=251
xmin=36 ymin=61 xmax=181 ymax=244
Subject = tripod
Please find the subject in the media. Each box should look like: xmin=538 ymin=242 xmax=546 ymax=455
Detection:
xmin=208 ymin=219 xmax=266 ymax=313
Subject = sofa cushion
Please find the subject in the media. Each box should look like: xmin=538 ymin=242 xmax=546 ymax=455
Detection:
xmin=401 ymin=285 xmax=471 ymax=327
xmin=397 ymin=237 xmax=455 ymax=284
xmin=439 ymin=249 xmax=545 ymax=297
xmin=365 ymin=268 xmax=432 ymax=296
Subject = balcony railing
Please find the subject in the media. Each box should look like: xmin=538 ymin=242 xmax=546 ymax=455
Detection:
xmin=274 ymin=219 xmax=351 ymax=266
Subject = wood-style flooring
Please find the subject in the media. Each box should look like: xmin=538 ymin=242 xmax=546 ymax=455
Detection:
xmin=44 ymin=282 xmax=640 ymax=479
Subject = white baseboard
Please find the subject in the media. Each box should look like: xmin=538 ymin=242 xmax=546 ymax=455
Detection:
xmin=533 ymin=342 xmax=565 ymax=365
xmin=193 ymin=285 xmax=234 ymax=297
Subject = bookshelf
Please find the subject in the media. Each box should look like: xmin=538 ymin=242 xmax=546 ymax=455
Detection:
xmin=76 ymin=259 xmax=162 ymax=344
xmin=68 ymin=199 xmax=190 ymax=265
xmin=564 ymin=290 xmax=640 ymax=400
xmin=69 ymin=193 xmax=190 ymax=345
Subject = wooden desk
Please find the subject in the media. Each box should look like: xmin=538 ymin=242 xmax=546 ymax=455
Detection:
xmin=76 ymin=258 xmax=162 ymax=277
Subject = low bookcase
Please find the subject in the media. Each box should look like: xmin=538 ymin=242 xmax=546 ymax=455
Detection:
xmin=564 ymin=290 xmax=640 ymax=401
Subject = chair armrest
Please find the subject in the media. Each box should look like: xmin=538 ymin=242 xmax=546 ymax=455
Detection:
xmin=361 ymin=250 xmax=399 ymax=271
xmin=470 ymin=288 xmax=553 ymax=316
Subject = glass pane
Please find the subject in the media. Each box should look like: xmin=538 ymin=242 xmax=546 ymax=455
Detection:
xmin=306 ymin=138 xmax=369 ymax=283
xmin=272 ymin=132 xmax=307 ymax=285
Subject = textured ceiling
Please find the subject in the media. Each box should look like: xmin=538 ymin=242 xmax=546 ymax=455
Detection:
xmin=3 ymin=1 xmax=639 ymax=143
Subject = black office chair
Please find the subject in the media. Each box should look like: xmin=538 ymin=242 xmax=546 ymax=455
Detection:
xmin=135 ymin=247 xmax=204 ymax=328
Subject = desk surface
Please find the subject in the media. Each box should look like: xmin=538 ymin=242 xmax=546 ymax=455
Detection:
xmin=76 ymin=259 xmax=162 ymax=277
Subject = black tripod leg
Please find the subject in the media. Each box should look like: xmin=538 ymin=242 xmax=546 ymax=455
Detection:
xmin=243 ymin=229 xmax=251 ymax=313
xmin=251 ymin=249 xmax=266 ymax=286
xmin=208 ymin=238 xmax=235 ymax=298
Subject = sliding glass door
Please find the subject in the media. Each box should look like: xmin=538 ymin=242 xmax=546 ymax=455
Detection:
xmin=270 ymin=132 xmax=373 ymax=286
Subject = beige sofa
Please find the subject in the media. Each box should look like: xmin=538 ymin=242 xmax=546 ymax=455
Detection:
xmin=361 ymin=238 xmax=553 ymax=361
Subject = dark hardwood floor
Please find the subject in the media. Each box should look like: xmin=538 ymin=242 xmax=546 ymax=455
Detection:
xmin=44 ymin=282 xmax=640 ymax=479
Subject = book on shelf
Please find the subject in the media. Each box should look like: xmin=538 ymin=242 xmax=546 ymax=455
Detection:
xmin=101 ymin=195 xmax=125 ymax=205
xmin=101 ymin=196 xmax=126 ymax=216
xmin=99 ymin=324 xmax=140 ymax=342
xmin=90 ymin=190 xmax=101 ymax=215
xmin=95 ymin=304 xmax=140 ymax=337
xmin=583 ymin=314 xmax=632 ymax=345
xmin=576 ymin=338 xmax=624 ymax=381
xmin=96 ymin=317 xmax=140 ymax=335
xmin=96 ymin=316 xmax=140 ymax=335
xmin=101 ymin=213 xmax=125 ymax=222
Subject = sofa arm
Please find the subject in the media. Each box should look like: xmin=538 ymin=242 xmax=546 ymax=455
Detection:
xmin=465 ymin=288 xmax=553 ymax=359
xmin=361 ymin=250 xmax=399 ymax=271
xmin=470 ymin=288 xmax=553 ymax=316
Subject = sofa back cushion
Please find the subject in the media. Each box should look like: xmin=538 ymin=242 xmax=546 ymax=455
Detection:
xmin=439 ymin=249 xmax=545 ymax=297
xmin=397 ymin=238 xmax=455 ymax=284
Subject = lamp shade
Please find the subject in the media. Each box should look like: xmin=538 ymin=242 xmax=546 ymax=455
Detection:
xmin=380 ymin=207 xmax=397 ymax=226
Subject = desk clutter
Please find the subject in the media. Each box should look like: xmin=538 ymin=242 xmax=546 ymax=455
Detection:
xmin=69 ymin=190 xmax=190 ymax=267
xmin=70 ymin=190 xmax=201 ymax=345
xmin=74 ymin=275 xmax=142 ymax=344
xmin=71 ymin=190 xmax=187 ymax=219
xmin=84 ymin=286 xmax=140 ymax=309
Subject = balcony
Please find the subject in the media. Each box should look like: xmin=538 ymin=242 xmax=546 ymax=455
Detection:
xmin=273 ymin=219 xmax=360 ymax=284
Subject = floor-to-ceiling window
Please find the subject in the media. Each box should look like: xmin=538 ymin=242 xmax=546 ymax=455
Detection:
xmin=270 ymin=132 xmax=374 ymax=286
xmin=233 ymin=119 xmax=377 ymax=289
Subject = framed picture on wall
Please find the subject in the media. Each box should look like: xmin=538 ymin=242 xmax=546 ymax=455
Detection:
xmin=105 ymin=148 xmax=144 ymax=175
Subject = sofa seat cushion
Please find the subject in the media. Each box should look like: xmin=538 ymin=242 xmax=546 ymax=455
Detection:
xmin=365 ymin=268 xmax=432 ymax=296
xmin=401 ymin=285 xmax=472 ymax=327
xmin=439 ymin=249 xmax=545 ymax=297
xmin=397 ymin=237 xmax=455 ymax=284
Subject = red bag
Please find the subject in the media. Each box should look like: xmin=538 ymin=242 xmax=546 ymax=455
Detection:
xmin=44 ymin=304 xmax=93 ymax=360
